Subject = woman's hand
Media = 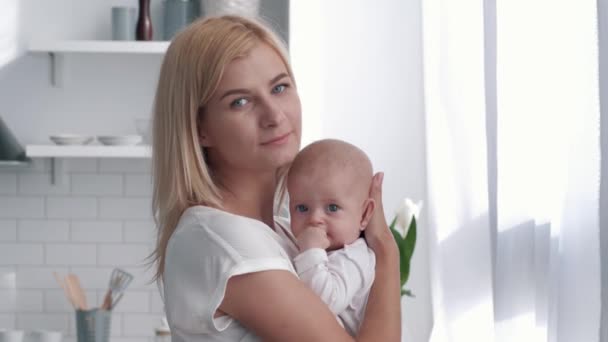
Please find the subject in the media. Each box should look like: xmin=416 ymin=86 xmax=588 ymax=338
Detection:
xmin=364 ymin=172 xmax=397 ymax=254
xmin=358 ymin=172 xmax=401 ymax=342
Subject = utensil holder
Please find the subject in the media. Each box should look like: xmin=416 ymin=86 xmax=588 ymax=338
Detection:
xmin=75 ymin=309 xmax=111 ymax=342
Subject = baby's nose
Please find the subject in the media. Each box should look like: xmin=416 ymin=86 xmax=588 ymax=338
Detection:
xmin=308 ymin=209 xmax=325 ymax=226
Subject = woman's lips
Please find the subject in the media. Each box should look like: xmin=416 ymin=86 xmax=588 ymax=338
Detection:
xmin=261 ymin=132 xmax=291 ymax=145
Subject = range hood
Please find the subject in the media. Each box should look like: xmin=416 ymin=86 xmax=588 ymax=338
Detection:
xmin=0 ymin=116 xmax=28 ymax=165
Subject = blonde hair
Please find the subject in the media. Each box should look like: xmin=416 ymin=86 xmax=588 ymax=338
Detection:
xmin=149 ymin=15 xmax=294 ymax=282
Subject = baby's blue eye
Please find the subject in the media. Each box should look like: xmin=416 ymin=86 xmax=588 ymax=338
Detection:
xmin=327 ymin=204 xmax=339 ymax=212
xmin=272 ymin=84 xmax=287 ymax=94
xmin=231 ymin=98 xmax=248 ymax=108
xmin=295 ymin=204 xmax=308 ymax=212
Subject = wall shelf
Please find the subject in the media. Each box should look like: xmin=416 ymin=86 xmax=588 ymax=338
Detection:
xmin=26 ymin=144 xmax=151 ymax=184
xmin=29 ymin=40 xmax=170 ymax=54
xmin=28 ymin=40 xmax=170 ymax=86
xmin=26 ymin=144 xmax=151 ymax=158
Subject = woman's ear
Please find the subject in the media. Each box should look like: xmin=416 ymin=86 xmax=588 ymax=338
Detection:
xmin=359 ymin=198 xmax=376 ymax=231
xmin=199 ymin=133 xmax=212 ymax=147
xmin=197 ymin=111 xmax=213 ymax=147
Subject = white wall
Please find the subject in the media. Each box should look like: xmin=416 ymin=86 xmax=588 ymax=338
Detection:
xmin=0 ymin=158 xmax=160 ymax=342
xmin=0 ymin=0 xmax=24 ymax=69
xmin=0 ymin=2 xmax=164 ymax=340
xmin=291 ymin=1 xmax=431 ymax=341
xmin=0 ymin=0 xmax=165 ymax=144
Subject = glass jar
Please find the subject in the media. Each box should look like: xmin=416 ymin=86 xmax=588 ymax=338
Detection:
xmin=163 ymin=0 xmax=200 ymax=40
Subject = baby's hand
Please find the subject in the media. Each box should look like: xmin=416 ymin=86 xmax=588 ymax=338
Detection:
xmin=296 ymin=226 xmax=330 ymax=252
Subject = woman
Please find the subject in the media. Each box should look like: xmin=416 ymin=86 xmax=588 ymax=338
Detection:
xmin=149 ymin=15 xmax=401 ymax=342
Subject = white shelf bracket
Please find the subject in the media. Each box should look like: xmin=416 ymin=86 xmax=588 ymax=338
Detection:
xmin=50 ymin=158 xmax=66 ymax=185
xmin=49 ymin=52 xmax=65 ymax=87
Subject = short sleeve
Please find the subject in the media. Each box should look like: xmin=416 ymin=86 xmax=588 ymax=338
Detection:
xmin=162 ymin=208 xmax=295 ymax=335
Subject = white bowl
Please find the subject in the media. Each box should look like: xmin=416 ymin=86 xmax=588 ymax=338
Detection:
xmin=134 ymin=118 xmax=151 ymax=143
xmin=97 ymin=135 xmax=142 ymax=146
xmin=49 ymin=134 xmax=94 ymax=145
xmin=26 ymin=331 xmax=62 ymax=342
xmin=0 ymin=330 xmax=24 ymax=342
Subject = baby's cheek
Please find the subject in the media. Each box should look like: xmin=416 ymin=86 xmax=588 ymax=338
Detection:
xmin=289 ymin=216 xmax=303 ymax=236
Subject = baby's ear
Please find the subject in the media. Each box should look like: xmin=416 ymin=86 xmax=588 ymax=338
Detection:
xmin=359 ymin=198 xmax=376 ymax=231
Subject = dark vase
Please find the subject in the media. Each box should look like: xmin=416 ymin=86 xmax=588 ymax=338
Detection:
xmin=136 ymin=0 xmax=153 ymax=41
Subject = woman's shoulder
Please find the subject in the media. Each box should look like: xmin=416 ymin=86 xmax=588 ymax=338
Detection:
xmin=168 ymin=205 xmax=291 ymax=260
xmin=179 ymin=205 xmax=255 ymax=228
xmin=174 ymin=205 xmax=264 ymax=235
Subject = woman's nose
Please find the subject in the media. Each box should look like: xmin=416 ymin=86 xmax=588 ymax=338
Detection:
xmin=259 ymin=97 xmax=285 ymax=128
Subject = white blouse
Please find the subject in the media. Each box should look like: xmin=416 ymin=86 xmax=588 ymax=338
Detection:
xmin=163 ymin=206 xmax=299 ymax=342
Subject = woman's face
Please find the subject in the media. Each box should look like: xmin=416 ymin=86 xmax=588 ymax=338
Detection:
xmin=200 ymin=43 xmax=302 ymax=173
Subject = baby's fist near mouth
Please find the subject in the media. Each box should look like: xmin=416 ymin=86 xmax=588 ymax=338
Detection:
xmin=296 ymin=226 xmax=330 ymax=252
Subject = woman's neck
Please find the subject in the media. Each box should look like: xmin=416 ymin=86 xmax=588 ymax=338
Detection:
xmin=215 ymin=169 xmax=278 ymax=228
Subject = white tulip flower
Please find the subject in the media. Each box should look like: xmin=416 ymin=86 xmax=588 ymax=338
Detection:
xmin=394 ymin=198 xmax=423 ymax=237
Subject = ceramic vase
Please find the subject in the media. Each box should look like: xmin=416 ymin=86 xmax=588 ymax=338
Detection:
xmin=136 ymin=0 xmax=153 ymax=40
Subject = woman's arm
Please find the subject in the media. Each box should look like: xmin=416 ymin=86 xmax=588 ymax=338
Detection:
xmin=220 ymin=269 xmax=355 ymax=341
xmin=359 ymin=172 xmax=401 ymax=341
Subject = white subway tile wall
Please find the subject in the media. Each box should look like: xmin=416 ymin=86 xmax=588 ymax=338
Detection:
xmin=0 ymin=159 xmax=163 ymax=342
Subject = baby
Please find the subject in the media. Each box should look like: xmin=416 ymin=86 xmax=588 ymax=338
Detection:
xmin=287 ymin=139 xmax=376 ymax=337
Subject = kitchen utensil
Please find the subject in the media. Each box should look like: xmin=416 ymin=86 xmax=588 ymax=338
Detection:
xmin=49 ymin=134 xmax=94 ymax=145
xmin=53 ymin=272 xmax=77 ymax=309
xmin=97 ymin=135 xmax=142 ymax=146
xmin=66 ymin=274 xmax=88 ymax=310
xmin=101 ymin=268 xmax=133 ymax=310
xmin=101 ymin=290 xmax=112 ymax=311
xmin=110 ymin=292 xmax=124 ymax=309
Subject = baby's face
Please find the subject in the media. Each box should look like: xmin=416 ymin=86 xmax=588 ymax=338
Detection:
xmin=288 ymin=171 xmax=367 ymax=251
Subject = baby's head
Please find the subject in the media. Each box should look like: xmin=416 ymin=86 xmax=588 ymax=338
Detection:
xmin=287 ymin=139 xmax=375 ymax=250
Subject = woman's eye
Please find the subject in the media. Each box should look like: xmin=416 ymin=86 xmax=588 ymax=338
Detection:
xmin=272 ymin=84 xmax=287 ymax=94
xmin=327 ymin=204 xmax=339 ymax=212
xmin=230 ymin=98 xmax=248 ymax=108
xmin=295 ymin=204 xmax=308 ymax=213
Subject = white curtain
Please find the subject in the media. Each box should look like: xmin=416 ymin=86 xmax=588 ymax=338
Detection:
xmin=422 ymin=0 xmax=601 ymax=341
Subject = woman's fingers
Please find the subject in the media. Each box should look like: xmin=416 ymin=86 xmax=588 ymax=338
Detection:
xmin=368 ymin=172 xmax=387 ymax=229
xmin=369 ymin=172 xmax=385 ymax=218
xmin=366 ymin=172 xmax=392 ymax=251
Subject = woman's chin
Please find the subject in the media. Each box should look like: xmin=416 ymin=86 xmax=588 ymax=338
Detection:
xmin=271 ymin=141 xmax=299 ymax=165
